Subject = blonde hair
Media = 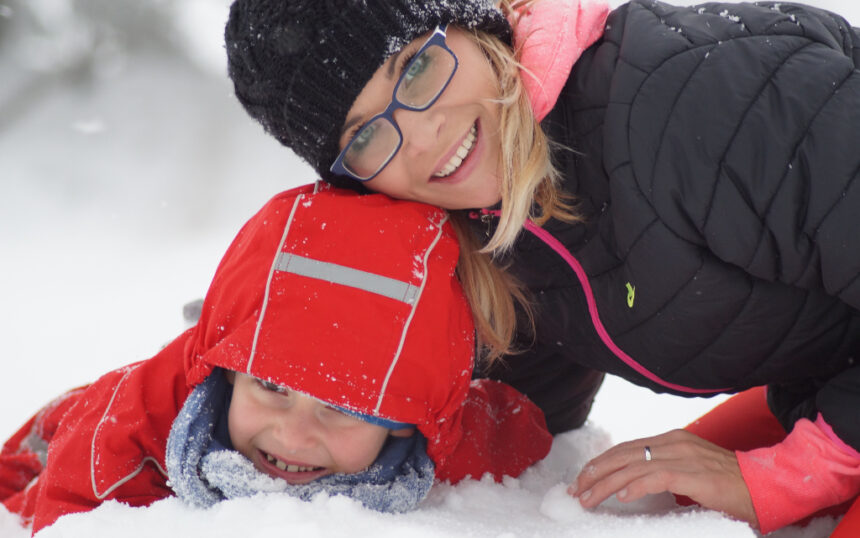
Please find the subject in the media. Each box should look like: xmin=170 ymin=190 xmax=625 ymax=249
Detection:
xmin=453 ymin=6 xmax=582 ymax=364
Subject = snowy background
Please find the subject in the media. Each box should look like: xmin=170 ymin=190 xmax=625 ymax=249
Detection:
xmin=0 ymin=0 xmax=855 ymax=536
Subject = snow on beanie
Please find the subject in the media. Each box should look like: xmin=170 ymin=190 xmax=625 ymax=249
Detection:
xmin=224 ymin=0 xmax=511 ymax=188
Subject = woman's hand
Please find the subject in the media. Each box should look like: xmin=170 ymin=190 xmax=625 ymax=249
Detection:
xmin=569 ymin=429 xmax=759 ymax=528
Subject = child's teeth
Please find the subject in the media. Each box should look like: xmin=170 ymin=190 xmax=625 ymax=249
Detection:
xmin=266 ymin=453 xmax=316 ymax=472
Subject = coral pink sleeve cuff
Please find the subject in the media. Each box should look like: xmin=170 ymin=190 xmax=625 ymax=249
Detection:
xmin=736 ymin=415 xmax=860 ymax=534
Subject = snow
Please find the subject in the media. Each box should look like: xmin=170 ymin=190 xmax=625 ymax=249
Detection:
xmin=3 ymin=427 xmax=844 ymax=538
xmin=1 ymin=0 xmax=856 ymax=536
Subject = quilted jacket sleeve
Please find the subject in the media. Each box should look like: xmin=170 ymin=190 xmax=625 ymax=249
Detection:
xmin=607 ymin=1 xmax=860 ymax=310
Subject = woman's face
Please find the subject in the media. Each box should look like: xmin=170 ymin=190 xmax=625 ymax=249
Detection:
xmin=339 ymin=27 xmax=503 ymax=210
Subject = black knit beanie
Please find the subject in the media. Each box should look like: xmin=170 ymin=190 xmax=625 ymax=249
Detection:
xmin=225 ymin=0 xmax=512 ymax=189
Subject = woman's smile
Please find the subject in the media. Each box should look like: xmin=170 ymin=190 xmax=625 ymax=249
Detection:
xmin=432 ymin=121 xmax=478 ymax=178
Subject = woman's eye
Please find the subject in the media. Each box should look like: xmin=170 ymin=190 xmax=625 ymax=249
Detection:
xmin=349 ymin=123 xmax=377 ymax=153
xmin=397 ymin=50 xmax=417 ymax=77
xmin=401 ymin=52 xmax=430 ymax=88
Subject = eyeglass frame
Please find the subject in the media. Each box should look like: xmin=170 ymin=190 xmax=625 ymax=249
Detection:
xmin=329 ymin=24 xmax=458 ymax=182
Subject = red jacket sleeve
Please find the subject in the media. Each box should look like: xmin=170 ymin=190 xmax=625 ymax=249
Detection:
xmin=434 ymin=378 xmax=552 ymax=483
xmin=4 ymin=332 xmax=192 ymax=534
xmin=1 ymin=387 xmax=88 ymax=527
xmin=25 ymin=361 xmax=179 ymax=534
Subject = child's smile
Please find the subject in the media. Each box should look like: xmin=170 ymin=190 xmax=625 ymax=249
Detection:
xmin=258 ymin=450 xmax=329 ymax=485
xmin=226 ymin=372 xmax=393 ymax=485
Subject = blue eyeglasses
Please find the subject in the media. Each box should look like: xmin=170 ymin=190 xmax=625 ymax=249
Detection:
xmin=330 ymin=25 xmax=458 ymax=182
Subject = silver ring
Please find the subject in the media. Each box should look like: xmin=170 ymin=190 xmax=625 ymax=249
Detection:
xmin=644 ymin=446 xmax=652 ymax=462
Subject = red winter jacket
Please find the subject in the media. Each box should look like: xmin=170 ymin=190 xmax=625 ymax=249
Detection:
xmin=1 ymin=185 xmax=552 ymax=534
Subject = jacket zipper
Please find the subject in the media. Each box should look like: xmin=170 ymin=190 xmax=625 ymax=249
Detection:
xmin=468 ymin=208 xmax=496 ymax=237
xmin=469 ymin=210 xmax=728 ymax=395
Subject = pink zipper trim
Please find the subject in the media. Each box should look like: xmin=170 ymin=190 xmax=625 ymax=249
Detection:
xmin=510 ymin=214 xmax=728 ymax=394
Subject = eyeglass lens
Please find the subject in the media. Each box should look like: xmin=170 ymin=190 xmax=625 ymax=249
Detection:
xmin=395 ymin=45 xmax=456 ymax=107
xmin=342 ymin=119 xmax=400 ymax=179
xmin=342 ymin=44 xmax=455 ymax=180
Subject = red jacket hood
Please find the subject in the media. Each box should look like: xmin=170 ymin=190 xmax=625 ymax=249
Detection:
xmin=182 ymin=184 xmax=475 ymax=466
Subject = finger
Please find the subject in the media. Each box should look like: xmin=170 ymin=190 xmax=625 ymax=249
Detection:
xmin=579 ymin=455 xmax=703 ymax=508
xmin=572 ymin=440 xmax=657 ymax=496
xmin=576 ymin=459 xmax=661 ymax=508
xmin=579 ymin=440 xmax=751 ymax=518
xmin=580 ymin=429 xmax=711 ymax=480
xmin=572 ymin=431 xmax=711 ymax=501
xmin=613 ymin=466 xmax=686 ymax=504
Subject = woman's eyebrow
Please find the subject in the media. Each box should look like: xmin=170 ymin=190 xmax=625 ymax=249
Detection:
xmin=341 ymin=115 xmax=363 ymax=138
xmin=387 ymin=48 xmax=406 ymax=79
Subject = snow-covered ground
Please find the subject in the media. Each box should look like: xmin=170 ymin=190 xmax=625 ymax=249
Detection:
xmin=0 ymin=1 xmax=855 ymax=536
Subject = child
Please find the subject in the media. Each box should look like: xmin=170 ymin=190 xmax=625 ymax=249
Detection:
xmin=223 ymin=0 xmax=860 ymax=532
xmin=0 ymin=184 xmax=552 ymax=534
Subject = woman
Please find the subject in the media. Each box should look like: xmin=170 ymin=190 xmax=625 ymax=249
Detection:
xmin=224 ymin=0 xmax=860 ymax=532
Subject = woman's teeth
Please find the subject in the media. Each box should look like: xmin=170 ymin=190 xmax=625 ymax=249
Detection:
xmin=434 ymin=123 xmax=477 ymax=178
xmin=265 ymin=453 xmax=318 ymax=472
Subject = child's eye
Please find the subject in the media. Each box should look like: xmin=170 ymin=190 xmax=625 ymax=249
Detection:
xmin=325 ymin=405 xmax=349 ymax=416
xmin=255 ymin=378 xmax=288 ymax=394
xmin=325 ymin=405 xmax=364 ymax=421
xmin=323 ymin=405 xmax=365 ymax=425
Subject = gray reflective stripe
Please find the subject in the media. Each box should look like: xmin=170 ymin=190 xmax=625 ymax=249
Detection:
xmin=276 ymin=253 xmax=420 ymax=304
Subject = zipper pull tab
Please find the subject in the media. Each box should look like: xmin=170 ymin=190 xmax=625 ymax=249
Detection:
xmin=480 ymin=213 xmax=493 ymax=237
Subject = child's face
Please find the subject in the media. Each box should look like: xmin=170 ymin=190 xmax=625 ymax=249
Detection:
xmin=227 ymin=372 xmax=401 ymax=485
xmin=339 ymin=27 xmax=503 ymax=210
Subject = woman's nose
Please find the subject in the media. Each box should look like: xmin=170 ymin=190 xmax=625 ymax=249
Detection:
xmin=395 ymin=107 xmax=444 ymax=156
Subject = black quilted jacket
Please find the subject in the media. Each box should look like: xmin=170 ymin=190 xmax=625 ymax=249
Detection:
xmin=484 ymin=1 xmax=860 ymax=447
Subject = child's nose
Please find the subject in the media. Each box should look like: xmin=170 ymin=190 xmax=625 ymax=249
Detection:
xmin=272 ymin=408 xmax=321 ymax=450
xmin=395 ymin=107 xmax=444 ymax=156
